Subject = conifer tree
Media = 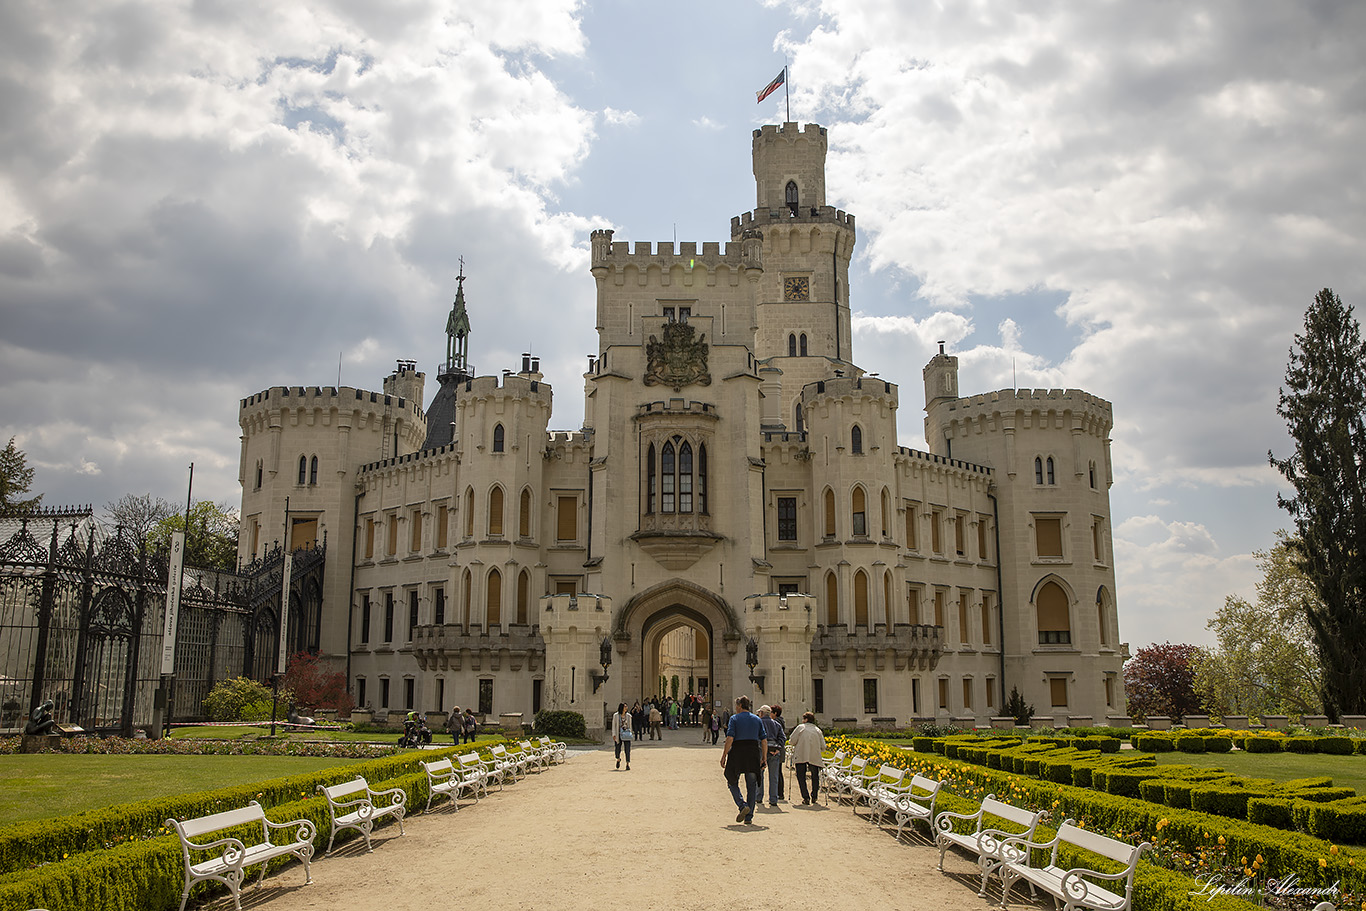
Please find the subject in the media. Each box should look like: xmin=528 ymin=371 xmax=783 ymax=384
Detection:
xmin=0 ymin=437 xmax=42 ymax=512
xmin=1271 ymin=288 xmax=1366 ymax=719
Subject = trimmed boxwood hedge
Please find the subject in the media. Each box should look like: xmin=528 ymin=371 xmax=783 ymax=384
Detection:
xmin=0 ymin=746 xmax=469 ymax=873
xmin=829 ymin=736 xmax=1366 ymax=905
xmin=1175 ymin=734 xmax=1206 ymax=753
xmin=1315 ymin=735 xmax=1355 ymax=755
xmin=1244 ymin=736 xmax=1283 ymax=753
xmin=1134 ymin=733 xmax=1174 ymax=752
xmin=1284 ymin=736 xmax=1316 ymax=753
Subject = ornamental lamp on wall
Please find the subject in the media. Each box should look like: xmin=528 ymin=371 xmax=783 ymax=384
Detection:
xmin=745 ymin=637 xmax=765 ymax=695
xmin=591 ymin=636 xmax=612 ymax=693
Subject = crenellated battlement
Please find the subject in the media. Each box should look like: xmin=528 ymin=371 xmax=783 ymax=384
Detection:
xmin=590 ymin=231 xmax=761 ymax=274
xmin=452 ymin=372 xmax=552 ymax=402
xmin=635 ymin=399 xmax=720 ymax=420
xmin=941 ymin=387 xmax=1113 ymax=429
xmin=751 ymin=122 xmax=827 ymax=145
xmin=895 ymin=445 xmax=993 ymax=476
xmin=239 ymin=385 xmax=425 ymax=439
xmin=730 ymin=206 xmax=855 ymax=234
xmin=547 ymin=430 xmax=591 ymax=445
xmin=357 ymin=442 xmax=458 ymax=476
xmin=800 ymin=376 xmax=898 ymax=407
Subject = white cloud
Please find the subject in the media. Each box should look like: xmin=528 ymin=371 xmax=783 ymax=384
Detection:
xmin=693 ymin=116 xmax=724 ymax=131
xmin=602 ymin=107 xmax=640 ymax=127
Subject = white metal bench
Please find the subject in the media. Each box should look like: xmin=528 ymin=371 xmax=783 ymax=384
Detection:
xmin=825 ymin=755 xmax=867 ymax=805
xmin=889 ymin=773 xmax=946 ymax=840
xmin=459 ymin=750 xmax=500 ymax=793
xmin=999 ymin=821 xmax=1151 ymax=911
xmin=316 ymin=777 xmax=406 ymax=854
xmin=516 ymin=739 xmax=551 ymax=771
xmin=538 ymin=735 xmax=567 ymax=763
xmin=854 ymin=765 xmax=910 ymax=824
xmin=934 ymin=794 xmax=1049 ymax=896
xmin=167 ymin=800 xmax=314 ymax=911
xmin=420 ymin=757 xmax=484 ymax=813
xmin=491 ymin=743 xmax=530 ymax=780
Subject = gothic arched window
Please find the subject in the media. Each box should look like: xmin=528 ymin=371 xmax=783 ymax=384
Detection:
xmin=309 ymin=455 xmax=318 ymax=485
xmin=488 ymin=486 xmax=504 ymax=536
xmin=486 ymin=568 xmax=502 ymax=627
xmin=519 ymin=488 xmax=532 ymax=537
xmin=297 ymin=455 xmax=307 ymax=485
xmin=255 ymin=460 xmax=263 ymax=490
xmin=788 ymin=334 xmax=797 ymax=357
xmin=698 ymin=444 xmax=708 ymax=514
xmin=794 ymin=403 xmax=804 ymax=433
xmin=851 ymin=425 xmax=863 ymax=454
xmin=1046 ymin=456 xmax=1055 ymax=485
xmin=799 ymin=333 xmax=808 ymax=356
xmin=1035 ymin=457 xmax=1044 ymax=485
xmin=825 ymin=572 xmax=838 ymax=626
xmin=785 ymin=180 xmax=799 ymax=215
xmin=678 ymin=442 xmax=693 ymax=514
xmin=493 ymin=423 xmax=505 ymax=453
xmin=646 ymin=443 xmax=656 ymax=514
xmin=661 ymin=442 xmax=676 ymax=513
xmin=852 ymin=487 xmax=867 ymax=536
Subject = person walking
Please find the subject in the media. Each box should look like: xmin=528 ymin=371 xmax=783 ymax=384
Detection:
xmin=462 ymin=707 xmax=478 ymax=744
xmin=649 ymin=702 xmax=663 ymax=740
xmin=761 ymin=704 xmax=787 ymax=806
xmin=611 ymin=701 xmax=633 ymax=770
xmin=709 ymin=708 xmax=721 ymax=744
xmin=699 ymin=705 xmax=713 ymax=743
xmin=786 ymin=711 xmax=827 ymax=805
xmin=446 ymin=706 xmax=462 ymax=744
xmin=720 ymin=695 xmax=767 ymax=824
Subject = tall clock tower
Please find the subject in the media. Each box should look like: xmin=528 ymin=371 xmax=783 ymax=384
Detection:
xmin=733 ymin=122 xmax=858 ymax=430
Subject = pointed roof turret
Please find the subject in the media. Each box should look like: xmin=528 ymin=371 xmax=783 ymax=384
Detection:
xmin=444 ymin=259 xmax=472 ymax=379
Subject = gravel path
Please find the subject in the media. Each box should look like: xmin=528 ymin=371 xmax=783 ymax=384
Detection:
xmin=208 ymin=739 xmax=1013 ymax=911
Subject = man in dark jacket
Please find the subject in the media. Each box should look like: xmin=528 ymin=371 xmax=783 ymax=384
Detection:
xmin=720 ymin=696 xmax=767 ymax=824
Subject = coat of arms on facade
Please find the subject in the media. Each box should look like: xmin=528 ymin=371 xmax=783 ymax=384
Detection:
xmin=644 ymin=321 xmax=711 ymax=391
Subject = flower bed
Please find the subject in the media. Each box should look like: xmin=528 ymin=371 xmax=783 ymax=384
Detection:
xmin=0 ymin=734 xmax=400 ymax=758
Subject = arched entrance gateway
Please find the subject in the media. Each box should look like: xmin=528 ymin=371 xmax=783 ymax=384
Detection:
xmin=614 ymin=581 xmax=743 ymax=706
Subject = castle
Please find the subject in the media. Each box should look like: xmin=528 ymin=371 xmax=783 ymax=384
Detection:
xmin=236 ymin=122 xmax=1127 ymax=732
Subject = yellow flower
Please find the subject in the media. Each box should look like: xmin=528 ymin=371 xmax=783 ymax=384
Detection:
xmin=1331 ymin=845 xmax=1339 ymax=855
xmin=1241 ymin=856 xmax=1248 ymax=865
xmin=1218 ymin=835 xmax=1225 ymax=845
xmin=1319 ymin=858 xmax=1328 ymax=868
xmin=1256 ymin=854 xmax=1263 ymax=864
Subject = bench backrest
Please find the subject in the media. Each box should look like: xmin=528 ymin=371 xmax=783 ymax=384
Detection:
xmin=909 ymin=774 xmax=942 ymax=797
xmin=980 ymin=795 xmax=1042 ymax=832
xmin=320 ymin=777 xmax=369 ymax=802
xmin=491 ymin=744 xmax=509 ymax=759
xmin=174 ymin=802 xmax=266 ymax=839
xmin=1056 ymin=823 xmax=1143 ymax=866
xmin=846 ymin=757 xmax=867 ymax=776
xmin=876 ymin=764 xmax=905 ymax=785
xmin=423 ymin=758 xmax=455 ymax=776
xmin=458 ymin=752 xmax=484 ymax=770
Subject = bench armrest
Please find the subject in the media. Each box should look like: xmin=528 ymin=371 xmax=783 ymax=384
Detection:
xmin=263 ymin=816 xmax=317 ymax=844
xmin=181 ymin=834 xmax=249 ymax=864
xmin=933 ymin=807 xmax=984 ymax=834
xmin=368 ymin=786 xmax=408 ymax=807
xmin=1000 ymin=825 xmax=1068 ymax=865
xmin=322 ymin=795 xmax=372 ymax=812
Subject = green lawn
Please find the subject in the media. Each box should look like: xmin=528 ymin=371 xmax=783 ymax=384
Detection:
xmin=0 ymin=754 xmax=368 ymax=823
xmin=1152 ymin=749 xmax=1366 ymax=794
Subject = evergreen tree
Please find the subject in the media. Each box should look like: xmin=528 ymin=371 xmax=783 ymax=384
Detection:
xmin=1271 ymin=288 xmax=1366 ymax=719
xmin=0 ymin=437 xmax=42 ymax=512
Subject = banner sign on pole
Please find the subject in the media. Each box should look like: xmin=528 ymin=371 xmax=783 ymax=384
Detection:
xmin=277 ymin=552 xmax=293 ymax=676
xmin=160 ymin=532 xmax=186 ymax=675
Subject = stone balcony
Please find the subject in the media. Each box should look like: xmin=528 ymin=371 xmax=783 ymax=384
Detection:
xmin=410 ymin=622 xmax=545 ymax=672
xmin=812 ymin=623 xmax=943 ymax=672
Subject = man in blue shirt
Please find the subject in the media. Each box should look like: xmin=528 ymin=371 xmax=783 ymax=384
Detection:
xmin=720 ymin=695 xmax=767 ymax=824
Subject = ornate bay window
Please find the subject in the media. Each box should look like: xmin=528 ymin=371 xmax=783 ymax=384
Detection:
xmin=633 ymin=401 xmax=720 ymax=569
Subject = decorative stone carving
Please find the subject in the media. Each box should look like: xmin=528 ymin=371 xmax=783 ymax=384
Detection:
xmin=644 ymin=321 xmax=711 ymax=391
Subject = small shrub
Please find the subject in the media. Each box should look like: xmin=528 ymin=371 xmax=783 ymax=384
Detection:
xmin=1245 ymin=736 xmax=1282 ymax=753
xmin=1247 ymin=797 xmax=1294 ymax=829
xmin=1355 ymin=738 xmax=1366 ymax=755
xmin=910 ymin=736 xmax=937 ymax=753
xmin=202 ymin=677 xmax=295 ymax=723
xmin=1175 ymin=734 xmax=1206 ymax=753
xmin=1316 ymin=736 xmax=1354 ymax=755
xmin=1204 ymin=736 xmax=1233 ymax=753
xmin=1094 ymin=737 xmax=1121 ymax=753
xmin=1135 ymin=734 xmax=1174 ymax=752
xmin=533 ymin=710 xmax=586 ymax=739
xmin=1283 ymin=736 xmax=1315 ymax=753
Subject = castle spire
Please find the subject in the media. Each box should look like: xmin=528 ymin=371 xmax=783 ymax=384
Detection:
xmin=444 ymin=258 xmax=472 ymax=378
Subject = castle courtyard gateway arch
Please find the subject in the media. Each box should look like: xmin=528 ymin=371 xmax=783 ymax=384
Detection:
xmin=615 ymin=581 xmax=742 ymax=705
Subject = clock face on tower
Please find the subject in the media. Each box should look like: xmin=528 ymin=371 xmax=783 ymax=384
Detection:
xmin=783 ymin=276 xmax=810 ymax=301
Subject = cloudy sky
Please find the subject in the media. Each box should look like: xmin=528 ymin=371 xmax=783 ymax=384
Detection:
xmin=3 ymin=0 xmax=1363 ymax=651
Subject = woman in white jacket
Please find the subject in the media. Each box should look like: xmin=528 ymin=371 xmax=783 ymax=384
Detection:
xmin=785 ymin=712 xmax=826 ymax=804
xmin=612 ymin=701 xmax=633 ymax=770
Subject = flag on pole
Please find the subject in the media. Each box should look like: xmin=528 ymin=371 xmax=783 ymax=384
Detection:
xmin=756 ymin=68 xmax=785 ymax=103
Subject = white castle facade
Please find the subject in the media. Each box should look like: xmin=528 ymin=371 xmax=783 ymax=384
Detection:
xmin=236 ymin=122 xmax=1128 ymax=732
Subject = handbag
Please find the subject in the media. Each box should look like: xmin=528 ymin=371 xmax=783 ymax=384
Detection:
xmin=620 ymin=726 xmax=633 ymax=741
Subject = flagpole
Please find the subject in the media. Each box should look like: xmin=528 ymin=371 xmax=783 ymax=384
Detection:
xmin=785 ymin=64 xmax=790 ymax=122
